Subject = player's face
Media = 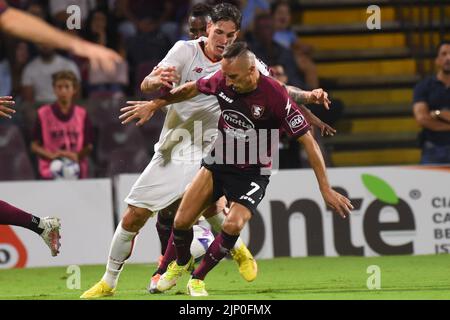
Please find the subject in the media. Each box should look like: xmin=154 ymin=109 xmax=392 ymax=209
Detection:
xmin=206 ymin=20 xmax=239 ymax=59
xmin=189 ymin=16 xmax=208 ymax=40
xmin=222 ymin=58 xmax=256 ymax=93
xmin=53 ymin=80 xmax=76 ymax=104
xmin=436 ymin=44 xmax=450 ymax=74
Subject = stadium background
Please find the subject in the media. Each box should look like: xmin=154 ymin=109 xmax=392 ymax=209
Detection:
xmin=1 ymin=0 xmax=450 ymax=300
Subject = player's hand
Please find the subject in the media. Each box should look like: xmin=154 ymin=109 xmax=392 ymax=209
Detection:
xmin=318 ymin=122 xmax=336 ymax=137
xmin=0 ymin=96 xmax=15 ymax=118
xmin=321 ymin=188 xmax=353 ymax=218
xmin=71 ymin=39 xmax=123 ymax=74
xmin=154 ymin=66 xmax=180 ymax=89
xmin=119 ymin=101 xmax=155 ymax=126
xmin=308 ymin=89 xmax=331 ymax=110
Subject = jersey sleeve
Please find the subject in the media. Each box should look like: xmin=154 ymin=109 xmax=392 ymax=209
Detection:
xmin=157 ymin=40 xmax=190 ymax=75
xmin=273 ymin=88 xmax=310 ymax=139
xmin=255 ymin=57 xmax=270 ymax=76
xmin=413 ymin=78 xmax=429 ymax=104
xmin=196 ymin=69 xmax=222 ymax=96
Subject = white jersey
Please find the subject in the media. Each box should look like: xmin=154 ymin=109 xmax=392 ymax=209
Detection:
xmin=154 ymin=37 xmax=269 ymax=162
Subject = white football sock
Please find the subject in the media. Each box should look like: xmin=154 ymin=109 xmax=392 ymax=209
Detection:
xmin=102 ymin=221 xmax=137 ymax=288
xmin=206 ymin=210 xmax=244 ymax=250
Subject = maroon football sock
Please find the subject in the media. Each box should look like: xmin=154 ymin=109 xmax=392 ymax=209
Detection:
xmin=155 ymin=231 xmax=176 ymax=274
xmin=192 ymin=230 xmax=239 ymax=280
xmin=0 ymin=200 xmax=43 ymax=234
xmin=173 ymin=228 xmax=194 ymax=266
xmin=156 ymin=213 xmax=174 ymax=255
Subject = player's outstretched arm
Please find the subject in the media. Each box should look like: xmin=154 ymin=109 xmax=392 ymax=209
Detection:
xmin=0 ymin=96 xmax=15 ymax=118
xmin=120 ymin=81 xmax=200 ymax=126
xmin=297 ymin=131 xmax=353 ymax=218
xmin=286 ymin=86 xmax=331 ymax=109
xmin=0 ymin=8 xmax=122 ymax=73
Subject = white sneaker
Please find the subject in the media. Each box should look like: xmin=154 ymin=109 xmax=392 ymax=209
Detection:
xmin=39 ymin=217 xmax=61 ymax=256
xmin=148 ymin=273 xmax=161 ymax=294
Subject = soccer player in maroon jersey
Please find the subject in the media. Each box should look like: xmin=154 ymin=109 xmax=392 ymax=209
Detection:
xmin=129 ymin=41 xmax=353 ymax=296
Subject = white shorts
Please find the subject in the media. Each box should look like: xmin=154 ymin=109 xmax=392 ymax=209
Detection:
xmin=124 ymin=153 xmax=201 ymax=214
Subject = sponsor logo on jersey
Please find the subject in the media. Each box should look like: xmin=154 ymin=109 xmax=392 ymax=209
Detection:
xmin=285 ymin=111 xmax=307 ymax=133
xmin=218 ymin=92 xmax=234 ymax=104
xmin=222 ymin=109 xmax=255 ymax=130
xmin=251 ymin=105 xmax=265 ymax=119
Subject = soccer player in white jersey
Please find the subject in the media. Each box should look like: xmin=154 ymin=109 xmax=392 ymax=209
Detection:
xmin=81 ymin=3 xmax=332 ymax=299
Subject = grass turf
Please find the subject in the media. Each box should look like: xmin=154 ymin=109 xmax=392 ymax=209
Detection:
xmin=0 ymin=254 xmax=449 ymax=300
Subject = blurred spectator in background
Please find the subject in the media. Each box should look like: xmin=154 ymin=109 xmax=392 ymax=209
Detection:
xmin=246 ymin=13 xmax=307 ymax=89
xmin=21 ymin=45 xmax=80 ymax=104
xmin=413 ymin=40 xmax=450 ymax=164
xmin=117 ymin=0 xmax=182 ymax=45
xmin=126 ymin=14 xmax=172 ymax=96
xmin=240 ymin=0 xmax=270 ymax=36
xmin=31 ymin=71 xmax=93 ymax=179
xmin=83 ymin=8 xmax=128 ymax=99
xmin=27 ymin=1 xmax=47 ymax=20
xmin=0 ymin=39 xmax=11 ymax=96
xmin=271 ymin=0 xmax=318 ymax=89
xmin=10 ymin=41 xmax=29 ymax=97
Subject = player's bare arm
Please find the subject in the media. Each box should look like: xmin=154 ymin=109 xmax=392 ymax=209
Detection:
xmin=297 ymin=131 xmax=353 ymax=218
xmin=297 ymin=104 xmax=336 ymax=136
xmin=0 ymin=7 xmax=122 ymax=73
xmin=140 ymin=66 xmax=181 ymax=92
xmin=120 ymin=81 xmax=200 ymax=126
xmin=414 ymin=102 xmax=450 ymax=131
xmin=0 ymin=96 xmax=15 ymax=118
xmin=286 ymin=86 xmax=331 ymax=109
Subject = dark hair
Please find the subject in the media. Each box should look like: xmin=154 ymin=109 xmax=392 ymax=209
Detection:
xmin=270 ymin=0 xmax=291 ymax=15
xmin=437 ymin=40 xmax=450 ymax=55
xmin=211 ymin=2 xmax=242 ymax=30
xmin=190 ymin=3 xmax=213 ymax=19
xmin=52 ymin=70 xmax=79 ymax=88
xmin=223 ymin=41 xmax=248 ymax=59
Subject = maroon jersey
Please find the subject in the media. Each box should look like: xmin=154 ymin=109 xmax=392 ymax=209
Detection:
xmin=197 ymin=70 xmax=310 ymax=172
xmin=0 ymin=0 xmax=8 ymax=15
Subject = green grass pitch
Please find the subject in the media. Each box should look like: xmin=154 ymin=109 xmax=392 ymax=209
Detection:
xmin=1 ymin=254 xmax=449 ymax=300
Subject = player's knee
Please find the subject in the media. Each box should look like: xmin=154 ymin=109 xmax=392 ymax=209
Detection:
xmin=222 ymin=219 xmax=243 ymax=235
xmin=122 ymin=205 xmax=152 ymax=232
xmin=173 ymin=213 xmax=193 ymax=230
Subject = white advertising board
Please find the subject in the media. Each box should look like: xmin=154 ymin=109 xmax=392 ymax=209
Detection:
xmin=0 ymin=179 xmax=114 ymax=268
